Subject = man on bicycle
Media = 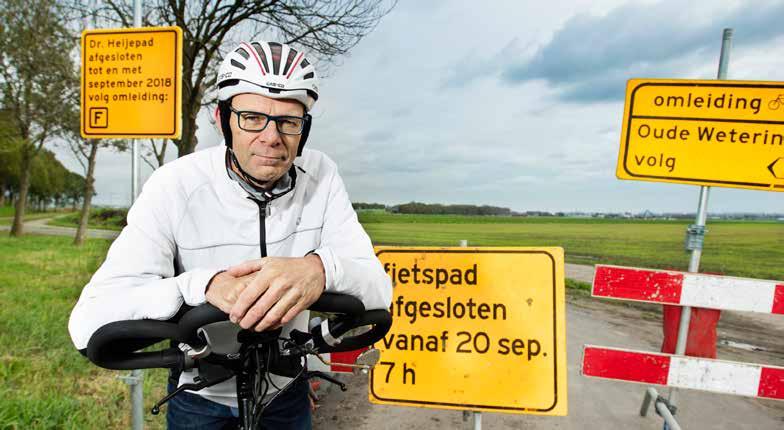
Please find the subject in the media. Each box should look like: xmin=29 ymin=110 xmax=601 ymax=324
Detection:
xmin=69 ymin=40 xmax=392 ymax=429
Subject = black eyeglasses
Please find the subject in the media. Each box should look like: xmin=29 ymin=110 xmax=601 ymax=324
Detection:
xmin=229 ymin=106 xmax=306 ymax=135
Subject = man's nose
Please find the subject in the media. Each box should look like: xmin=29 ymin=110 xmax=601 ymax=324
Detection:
xmin=257 ymin=119 xmax=282 ymax=143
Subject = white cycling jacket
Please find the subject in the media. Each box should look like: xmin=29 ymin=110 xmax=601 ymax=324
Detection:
xmin=68 ymin=145 xmax=392 ymax=406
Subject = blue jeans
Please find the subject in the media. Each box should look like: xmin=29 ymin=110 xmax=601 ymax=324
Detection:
xmin=166 ymin=378 xmax=312 ymax=430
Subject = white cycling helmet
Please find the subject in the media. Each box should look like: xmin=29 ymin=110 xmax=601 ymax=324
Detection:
xmin=217 ymin=41 xmax=319 ymax=110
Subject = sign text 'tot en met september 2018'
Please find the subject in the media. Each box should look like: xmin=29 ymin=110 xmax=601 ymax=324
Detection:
xmin=81 ymin=26 xmax=182 ymax=138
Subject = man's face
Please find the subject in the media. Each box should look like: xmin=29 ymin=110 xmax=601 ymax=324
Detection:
xmin=229 ymin=93 xmax=304 ymax=186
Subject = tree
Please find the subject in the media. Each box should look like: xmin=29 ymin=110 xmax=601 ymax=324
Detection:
xmin=0 ymin=0 xmax=79 ymax=236
xmin=62 ymin=88 xmax=126 ymax=243
xmin=79 ymin=0 xmax=395 ymax=157
xmin=141 ymin=138 xmax=170 ymax=170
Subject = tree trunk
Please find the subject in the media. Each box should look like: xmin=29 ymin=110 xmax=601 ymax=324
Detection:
xmin=10 ymin=149 xmax=32 ymax=237
xmin=177 ymin=107 xmax=199 ymax=157
xmin=74 ymin=140 xmax=99 ymax=246
xmin=176 ymin=75 xmax=202 ymax=157
xmin=0 ymin=184 xmax=5 ymax=207
xmin=156 ymin=139 xmax=168 ymax=167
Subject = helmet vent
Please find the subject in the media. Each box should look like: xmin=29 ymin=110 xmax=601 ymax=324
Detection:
xmin=269 ymin=42 xmax=283 ymax=75
xmin=251 ymin=42 xmax=270 ymax=74
xmin=235 ymin=48 xmax=250 ymax=59
xmin=230 ymin=59 xmax=246 ymax=70
xmin=282 ymin=49 xmax=298 ymax=76
xmin=303 ymin=72 xmax=314 ymax=80
xmin=300 ymin=58 xmax=310 ymax=68
xmin=218 ymin=79 xmax=240 ymax=89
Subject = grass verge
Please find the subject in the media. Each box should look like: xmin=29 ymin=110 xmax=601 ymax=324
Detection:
xmin=0 ymin=235 xmax=168 ymax=429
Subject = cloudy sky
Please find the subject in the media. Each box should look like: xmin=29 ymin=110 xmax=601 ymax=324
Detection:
xmin=61 ymin=0 xmax=784 ymax=213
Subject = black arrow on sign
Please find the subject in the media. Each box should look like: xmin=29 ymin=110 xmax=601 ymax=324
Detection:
xmin=769 ymin=158 xmax=784 ymax=178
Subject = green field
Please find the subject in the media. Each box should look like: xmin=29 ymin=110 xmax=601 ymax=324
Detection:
xmin=44 ymin=209 xmax=784 ymax=280
xmin=47 ymin=210 xmax=125 ymax=231
xmin=359 ymin=213 xmax=784 ymax=280
xmin=0 ymin=236 xmax=168 ymax=429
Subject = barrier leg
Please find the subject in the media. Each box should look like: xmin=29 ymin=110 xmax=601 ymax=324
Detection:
xmin=640 ymin=387 xmax=656 ymax=417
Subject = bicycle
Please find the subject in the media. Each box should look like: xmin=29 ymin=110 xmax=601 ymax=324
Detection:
xmin=85 ymin=293 xmax=392 ymax=429
xmin=768 ymin=94 xmax=784 ymax=110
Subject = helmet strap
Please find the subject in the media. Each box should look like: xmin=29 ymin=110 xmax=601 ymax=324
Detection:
xmin=218 ymin=100 xmax=234 ymax=149
xmin=225 ymin=146 xmax=298 ymax=196
xmin=297 ymin=113 xmax=312 ymax=156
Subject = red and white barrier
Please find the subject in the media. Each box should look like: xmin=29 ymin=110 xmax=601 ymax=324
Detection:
xmin=307 ymin=348 xmax=368 ymax=374
xmin=581 ymin=345 xmax=784 ymax=401
xmin=593 ymin=265 xmax=784 ymax=314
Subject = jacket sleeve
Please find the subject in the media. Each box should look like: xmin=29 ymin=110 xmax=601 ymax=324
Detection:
xmin=67 ymin=169 xmax=223 ymax=351
xmin=312 ymin=164 xmax=393 ymax=311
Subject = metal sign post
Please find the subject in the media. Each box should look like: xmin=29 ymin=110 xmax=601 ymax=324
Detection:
xmin=131 ymin=0 xmax=140 ymax=203
xmin=130 ymin=4 xmax=143 ymax=430
xmin=458 ymin=240 xmax=482 ymax=430
xmin=666 ymin=28 xmax=732 ymax=422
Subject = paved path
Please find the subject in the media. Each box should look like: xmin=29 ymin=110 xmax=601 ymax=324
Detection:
xmin=0 ymin=216 xmax=120 ymax=240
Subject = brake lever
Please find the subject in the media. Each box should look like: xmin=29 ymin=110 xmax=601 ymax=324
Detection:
xmin=306 ymin=371 xmax=347 ymax=392
xmin=150 ymin=367 xmax=234 ymax=415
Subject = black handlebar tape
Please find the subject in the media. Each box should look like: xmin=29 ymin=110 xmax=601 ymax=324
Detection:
xmin=311 ymin=309 xmax=392 ymax=353
xmin=86 ymin=320 xmax=185 ymax=370
xmin=176 ymin=302 xmax=230 ymax=346
xmin=308 ymin=292 xmax=365 ymax=316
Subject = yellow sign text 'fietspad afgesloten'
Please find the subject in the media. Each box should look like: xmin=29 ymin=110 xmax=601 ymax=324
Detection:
xmin=369 ymin=247 xmax=567 ymax=416
xmin=81 ymin=26 xmax=182 ymax=138
xmin=617 ymin=79 xmax=784 ymax=191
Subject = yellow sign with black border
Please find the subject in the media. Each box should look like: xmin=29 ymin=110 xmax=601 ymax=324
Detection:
xmin=369 ymin=247 xmax=567 ymax=416
xmin=617 ymin=79 xmax=784 ymax=191
xmin=81 ymin=26 xmax=182 ymax=138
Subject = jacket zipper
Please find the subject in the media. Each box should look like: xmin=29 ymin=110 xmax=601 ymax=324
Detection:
xmin=252 ymin=199 xmax=269 ymax=258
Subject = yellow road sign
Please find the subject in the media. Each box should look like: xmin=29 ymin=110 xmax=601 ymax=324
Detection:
xmin=81 ymin=27 xmax=182 ymax=138
xmin=617 ymin=79 xmax=784 ymax=191
xmin=370 ymin=247 xmax=567 ymax=415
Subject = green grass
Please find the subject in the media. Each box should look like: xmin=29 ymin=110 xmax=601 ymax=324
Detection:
xmin=47 ymin=208 xmax=126 ymax=232
xmin=43 ymin=209 xmax=784 ymax=280
xmin=0 ymin=213 xmax=59 ymax=226
xmin=0 ymin=205 xmax=74 ymax=226
xmin=0 ymin=235 xmax=169 ymax=429
xmin=360 ymin=213 xmax=784 ymax=280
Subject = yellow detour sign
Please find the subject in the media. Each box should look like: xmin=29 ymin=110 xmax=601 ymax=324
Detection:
xmin=370 ymin=247 xmax=567 ymax=415
xmin=81 ymin=27 xmax=182 ymax=138
xmin=617 ymin=79 xmax=784 ymax=191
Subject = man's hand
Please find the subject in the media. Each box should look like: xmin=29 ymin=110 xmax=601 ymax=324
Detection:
xmin=224 ymin=255 xmax=326 ymax=332
xmin=205 ymin=272 xmax=256 ymax=314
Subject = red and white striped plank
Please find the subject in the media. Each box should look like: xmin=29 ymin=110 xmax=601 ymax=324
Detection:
xmin=581 ymin=345 xmax=784 ymax=401
xmin=593 ymin=264 xmax=784 ymax=314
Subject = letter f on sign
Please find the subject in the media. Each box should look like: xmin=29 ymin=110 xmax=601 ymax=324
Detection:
xmin=90 ymin=107 xmax=108 ymax=128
